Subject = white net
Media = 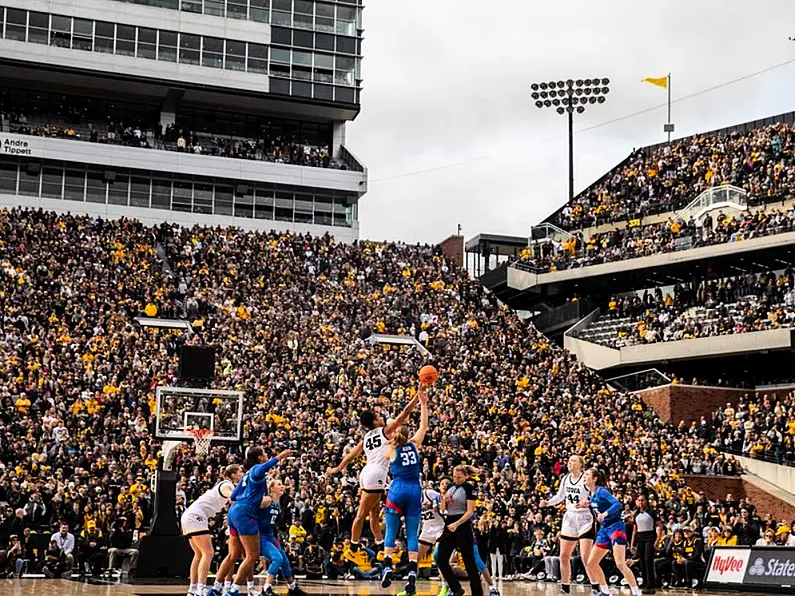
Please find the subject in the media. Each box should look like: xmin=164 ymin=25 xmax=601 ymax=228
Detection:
xmin=189 ymin=430 xmax=214 ymax=457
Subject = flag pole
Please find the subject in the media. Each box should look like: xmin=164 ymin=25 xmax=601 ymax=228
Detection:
xmin=667 ymin=73 xmax=672 ymax=143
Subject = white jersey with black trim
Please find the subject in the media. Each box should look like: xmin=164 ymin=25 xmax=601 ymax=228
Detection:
xmin=420 ymin=488 xmax=443 ymax=525
xmin=546 ymin=473 xmax=591 ymax=512
xmin=362 ymin=427 xmax=389 ymax=470
xmin=185 ymin=480 xmax=234 ymax=519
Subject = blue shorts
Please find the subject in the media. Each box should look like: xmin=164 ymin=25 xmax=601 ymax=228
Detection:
xmin=595 ymin=520 xmax=628 ymax=549
xmin=227 ymin=504 xmax=259 ymax=537
xmin=385 ymin=479 xmax=422 ymax=518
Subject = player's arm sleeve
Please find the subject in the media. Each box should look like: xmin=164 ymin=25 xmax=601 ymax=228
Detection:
xmin=250 ymin=457 xmax=280 ymax=483
xmin=601 ymin=488 xmax=622 ymax=517
xmin=545 ymin=479 xmax=566 ymax=506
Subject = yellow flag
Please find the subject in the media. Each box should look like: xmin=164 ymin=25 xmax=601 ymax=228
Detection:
xmin=643 ymin=76 xmax=668 ymax=89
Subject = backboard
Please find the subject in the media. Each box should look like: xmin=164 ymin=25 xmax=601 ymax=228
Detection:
xmin=154 ymin=386 xmax=244 ymax=443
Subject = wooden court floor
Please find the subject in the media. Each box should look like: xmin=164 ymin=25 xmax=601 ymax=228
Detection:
xmin=0 ymin=578 xmax=758 ymax=596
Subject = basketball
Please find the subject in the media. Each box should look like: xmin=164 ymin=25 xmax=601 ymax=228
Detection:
xmin=418 ymin=365 xmax=439 ymax=385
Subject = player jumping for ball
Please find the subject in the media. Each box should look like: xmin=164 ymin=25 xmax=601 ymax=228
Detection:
xmin=326 ymin=392 xmax=421 ymax=553
xmin=380 ymin=384 xmax=429 ymax=595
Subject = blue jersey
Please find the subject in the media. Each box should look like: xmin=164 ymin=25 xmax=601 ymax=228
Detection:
xmin=258 ymin=501 xmax=280 ymax=537
xmin=390 ymin=442 xmax=421 ymax=482
xmin=229 ymin=457 xmax=279 ymax=514
xmin=589 ymin=486 xmax=622 ymax=526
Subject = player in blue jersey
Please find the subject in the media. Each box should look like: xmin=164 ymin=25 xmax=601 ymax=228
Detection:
xmin=257 ymin=478 xmax=306 ymax=596
xmin=577 ymin=468 xmax=641 ymax=596
xmin=380 ymin=385 xmax=429 ymax=595
xmin=220 ymin=446 xmax=293 ymax=596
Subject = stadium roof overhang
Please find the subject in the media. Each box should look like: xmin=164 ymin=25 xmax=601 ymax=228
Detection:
xmin=1 ymin=61 xmax=360 ymax=122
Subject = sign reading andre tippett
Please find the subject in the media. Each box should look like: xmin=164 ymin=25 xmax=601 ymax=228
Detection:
xmin=1 ymin=138 xmax=33 ymax=155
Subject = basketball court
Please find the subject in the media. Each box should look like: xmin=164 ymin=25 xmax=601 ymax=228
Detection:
xmin=2 ymin=579 xmax=758 ymax=596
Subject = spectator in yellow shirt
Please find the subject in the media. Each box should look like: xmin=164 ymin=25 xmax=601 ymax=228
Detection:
xmin=289 ymin=520 xmax=307 ymax=544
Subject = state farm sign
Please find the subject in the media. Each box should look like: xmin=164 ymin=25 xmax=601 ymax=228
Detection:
xmin=706 ymin=548 xmax=750 ymax=584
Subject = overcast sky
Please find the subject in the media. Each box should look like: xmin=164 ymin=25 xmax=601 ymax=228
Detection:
xmin=345 ymin=0 xmax=795 ymax=244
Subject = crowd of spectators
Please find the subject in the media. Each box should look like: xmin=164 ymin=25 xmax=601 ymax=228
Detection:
xmin=518 ymin=206 xmax=795 ymax=274
xmin=553 ymin=122 xmax=795 ymax=230
xmin=161 ymin=124 xmax=333 ymax=169
xmin=2 ymin=110 xmax=337 ymax=170
xmin=699 ymin=393 xmax=795 ymax=467
xmin=585 ymin=270 xmax=795 ymax=347
xmin=0 ymin=207 xmax=785 ymax=589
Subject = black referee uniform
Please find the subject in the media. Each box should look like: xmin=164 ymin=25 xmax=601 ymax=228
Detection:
xmin=437 ymin=480 xmax=483 ymax=596
xmin=633 ymin=505 xmax=657 ymax=592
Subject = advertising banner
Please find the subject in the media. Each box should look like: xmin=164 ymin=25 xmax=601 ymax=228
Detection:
xmin=705 ymin=546 xmax=795 ymax=591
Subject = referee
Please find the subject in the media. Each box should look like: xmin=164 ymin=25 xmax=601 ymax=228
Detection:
xmin=630 ymin=494 xmax=658 ymax=595
xmin=437 ymin=465 xmax=483 ymax=596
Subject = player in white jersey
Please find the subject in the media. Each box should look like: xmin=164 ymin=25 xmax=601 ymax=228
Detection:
xmin=181 ymin=464 xmax=243 ymax=596
xmin=418 ymin=481 xmax=447 ymax=552
xmin=539 ymin=455 xmax=597 ymax=595
xmin=326 ymin=391 xmax=421 ymax=553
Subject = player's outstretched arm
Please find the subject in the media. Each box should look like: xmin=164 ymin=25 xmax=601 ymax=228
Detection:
xmin=410 ymin=386 xmax=429 ymax=446
xmin=540 ymin=477 xmax=566 ymax=508
xmin=251 ymin=449 xmax=295 ymax=483
xmin=384 ymin=393 xmax=420 ymax=438
xmin=325 ymin=441 xmax=363 ymax=476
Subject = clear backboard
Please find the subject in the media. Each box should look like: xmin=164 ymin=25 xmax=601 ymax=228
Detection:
xmin=154 ymin=386 xmax=244 ymax=443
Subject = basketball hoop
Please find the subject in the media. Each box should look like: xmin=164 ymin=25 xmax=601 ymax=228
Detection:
xmin=187 ymin=428 xmax=214 ymax=457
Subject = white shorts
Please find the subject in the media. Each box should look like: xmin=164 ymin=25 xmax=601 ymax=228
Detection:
xmin=560 ymin=509 xmax=596 ymax=540
xmin=359 ymin=464 xmax=388 ymax=492
xmin=181 ymin=510 xmax=210 ymax=537
xmin=419 ymin=520 xmax=445 ymax=545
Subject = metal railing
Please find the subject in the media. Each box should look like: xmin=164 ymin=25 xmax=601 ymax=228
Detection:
xmin=676 ymin=184 xmax=748 ymax=223
xmin=605 ymin=368 xmax=672 ymax=392
xmin=338 ymin=145 xmax=366 ymax=173
xmin=530 ymin=222 xmax=576 ymax=245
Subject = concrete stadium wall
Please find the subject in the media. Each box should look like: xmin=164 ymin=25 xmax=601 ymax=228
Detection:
xmin=564 ymin=328 xmax=792 ymax=371
xmin=636 ymin=384 xmax=747 ymax=425
xmin=733 ymin=455 xmax=795 ymax=495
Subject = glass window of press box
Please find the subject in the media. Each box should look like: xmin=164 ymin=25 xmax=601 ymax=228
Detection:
xmin=0 ymin=158 xmax=356 ymax=227
xmin=0 ymin=8 xmax=360 ymax=103
xmin=104 ymin=0 xmax=361 ymax=35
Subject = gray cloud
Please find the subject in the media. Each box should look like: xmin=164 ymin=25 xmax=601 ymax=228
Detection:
xmin=347 ymin=0 xmax=795 ymax=244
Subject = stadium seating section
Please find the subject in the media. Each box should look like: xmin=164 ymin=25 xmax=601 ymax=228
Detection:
xmin=0 ymin=208 xmax=788 ymax=583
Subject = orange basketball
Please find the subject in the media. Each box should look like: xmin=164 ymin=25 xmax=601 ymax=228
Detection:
xmin=418 ymin=365 xmax=439 ymax=385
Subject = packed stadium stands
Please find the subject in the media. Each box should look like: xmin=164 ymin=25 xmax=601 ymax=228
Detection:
xmin=1 ymin=207 xmax=786 ymax=586
xmin=703 ymin=394 xmax=795 ymax=466
xmin=552 ymin=122 xmax=795 ymax=230
xmin=573 ymin=271 xmax=795 ymax=348
xmin=517 ymin=207 xmax=795 ymax=274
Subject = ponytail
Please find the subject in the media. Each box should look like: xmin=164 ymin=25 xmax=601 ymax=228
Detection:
xmin=586 ymin=467 xmax=606 ymax=486
xmin=391 ymin=426 xmax=409 ymax=447
xmin=454 ymin=465 xmax=479 ymax=479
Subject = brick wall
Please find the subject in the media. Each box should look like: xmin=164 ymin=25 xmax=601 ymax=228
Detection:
xmin=638 ymin=384 xmax=748 ymax=425
xmin=683 ymin=475 xmax=795 ymax=521
xmin=438 ymin=235 xmax=464 ymax=268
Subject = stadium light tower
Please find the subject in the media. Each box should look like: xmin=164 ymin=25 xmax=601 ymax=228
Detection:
xmin=531 ymin=78 xmax=610 ymax=203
